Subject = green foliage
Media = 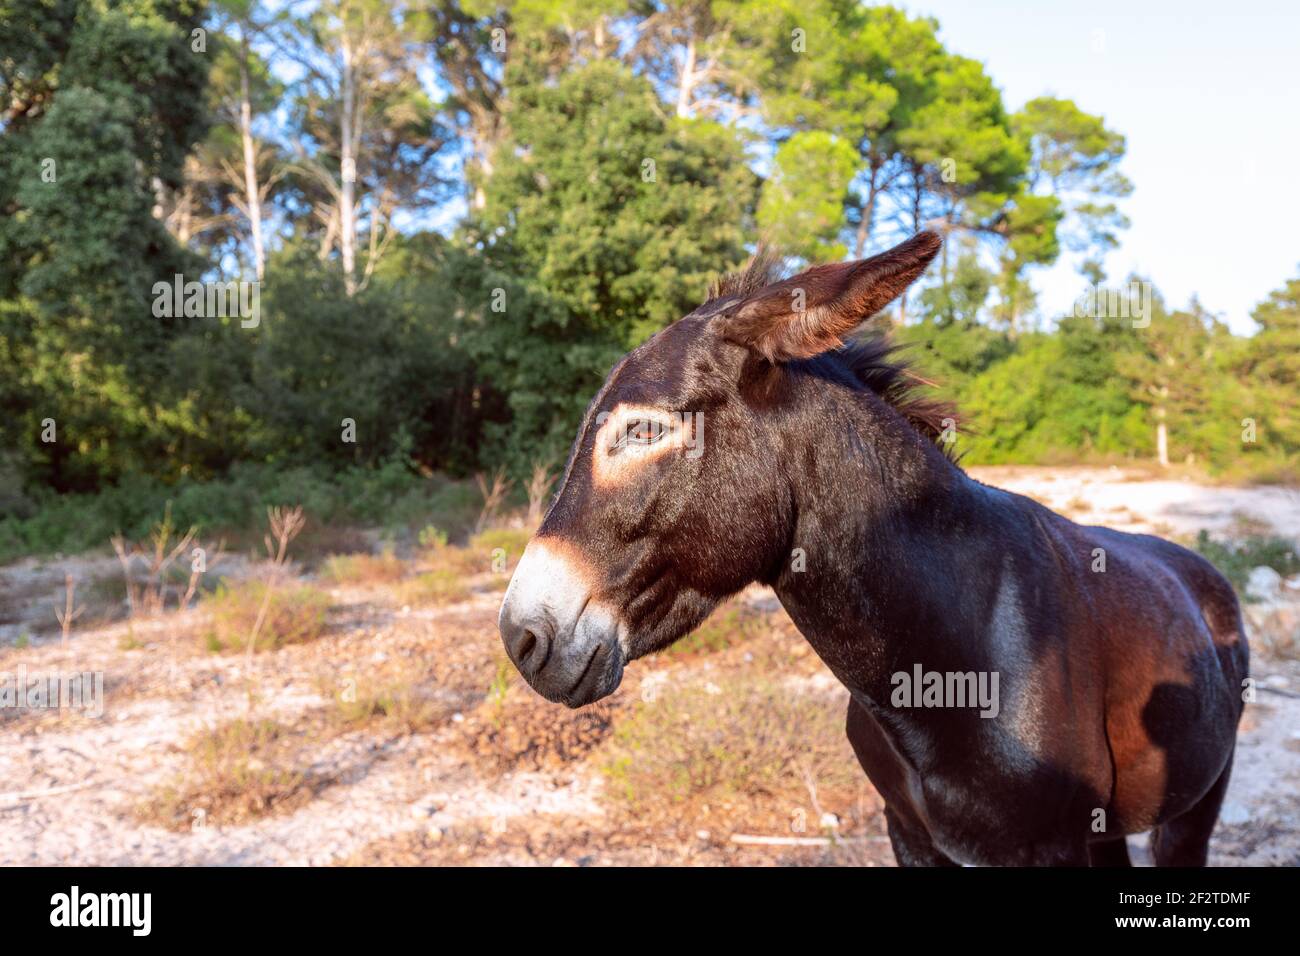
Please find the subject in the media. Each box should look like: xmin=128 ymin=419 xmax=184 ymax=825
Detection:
xmin=0 ymin=461 xmax=483 ymax=562
xmin=758 ymin=131 xmax=858 ymax=260
xmin=1192 ymin=531 xmax=1300 ymax=596
xmin=1 ymin=0 xmax=1297 ymax=569
xmin=0 ymin=0 xmax=210 ymax=491
xmin=469 ymin=60 xmax=756 ymax=468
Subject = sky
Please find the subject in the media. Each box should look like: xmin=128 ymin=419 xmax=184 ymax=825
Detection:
xmin=908 ymin=0 xmax=1300 ymax=333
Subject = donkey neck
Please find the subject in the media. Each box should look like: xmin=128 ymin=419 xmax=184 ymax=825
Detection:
xmin=769 ymin=382 xmax=995 ymax=702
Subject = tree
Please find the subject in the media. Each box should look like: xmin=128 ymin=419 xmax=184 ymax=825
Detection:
xmin=1013 ymin=96 xmax=1132 ymax=279
xmin=468 ymin=60 xmax=756 ymax=466
xmin=0 ymin=0 xmax=210 ymax=489
xmin=1113 ymin=290 xmax=1220 ymax=467
xmin=272 ymin=0 xmax=448 ymax=294
xmin=757 ymin=131 xmax=857 ymax=260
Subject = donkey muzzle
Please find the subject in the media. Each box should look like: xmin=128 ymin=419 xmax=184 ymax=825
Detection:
xmin=498 ymin=540 xmax=626 ymax=707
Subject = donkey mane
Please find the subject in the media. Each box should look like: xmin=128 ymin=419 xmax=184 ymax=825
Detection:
xmin=705 ymin=249 xmax=960 ymax=456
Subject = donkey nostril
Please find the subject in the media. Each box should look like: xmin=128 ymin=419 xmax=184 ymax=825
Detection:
xmin=518 ymin=629 xmax=538 ymax=663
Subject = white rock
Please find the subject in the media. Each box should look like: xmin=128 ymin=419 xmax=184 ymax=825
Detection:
xmin=1245 ymin=566 xmax=1283 ymax=602
xmin=1218 ymin=802 xmax=1250 ymax=825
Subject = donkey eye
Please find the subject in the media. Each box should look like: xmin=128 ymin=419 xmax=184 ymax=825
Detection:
xmin=624 ymin=419 xmax=665 ymax=446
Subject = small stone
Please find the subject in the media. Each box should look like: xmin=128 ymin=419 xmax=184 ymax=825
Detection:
xmin=1218 ymin=802 xmax=1250 ymax=825
xmin=1246 ymin=566 xmax=1283 ymax=602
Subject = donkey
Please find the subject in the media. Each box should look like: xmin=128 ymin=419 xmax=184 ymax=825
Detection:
xmin=498 ymin=231 xmax=1249 ymax=867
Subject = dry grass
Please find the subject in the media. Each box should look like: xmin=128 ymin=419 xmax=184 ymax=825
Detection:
xmin=322 ymin=669 xmax=458 ymax=735
xmin=323 ymin=547 xmax=406 ymax=585
xmin=138 ymin=718 xmax=334 ymax=830
xmin=396 ymin=569 xmax=471 ymax=605
xmin=601 ymin=674 xmax=860 ymax=832
xmin=201 ymin=580 xmax=331 ymax=652
xmin=421 ymin=526 xmax=531 ymax=577
xmin=454 ymin=663 xmax=622 ymax=772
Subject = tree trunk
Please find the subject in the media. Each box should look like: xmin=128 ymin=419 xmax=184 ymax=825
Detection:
xmin=853 ymin=163 xmax=879 ymax=259
xmin=339 ymin=35 xmax=358 ymax=296
xmin=1155 ymin=397 xmax=1169 ymax=466
xmin=676 ymin=35 xmax=696 ymax=118
xmin=239 ymin=30 xmax=265 ymax=281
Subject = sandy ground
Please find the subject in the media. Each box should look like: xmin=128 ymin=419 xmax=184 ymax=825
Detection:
xmin=0 ymin=466 xmax=1296 ymax=866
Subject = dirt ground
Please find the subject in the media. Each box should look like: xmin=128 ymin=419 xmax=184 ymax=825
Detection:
xmin=0 ymin=465 xmax=1296 ymax=866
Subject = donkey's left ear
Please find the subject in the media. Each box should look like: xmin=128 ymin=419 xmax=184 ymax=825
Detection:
xmin=720 ymin=231 xmax=941 ymax=363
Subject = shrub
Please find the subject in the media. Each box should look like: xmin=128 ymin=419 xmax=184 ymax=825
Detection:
xmin=139 ymin=718 xmax=329 ymax=829
xmin=1192 ymin=531 xmax=1300 ymax=596
xmin=202 ymin=580 xmax=331 ymax=651
xmin=602 ymin=676 xmax=858 ymax=815
xmin=330 ymin=679 xmax=448 ymax=733
xmin=396 ymin=569 xmax=471 ymax=605
xmin=323 ymin=547 xmax=406 ymax=585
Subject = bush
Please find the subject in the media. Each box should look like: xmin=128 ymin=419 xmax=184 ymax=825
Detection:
xmin=602 ymin=676 xmax=858 ymax=814
xmin=139 ymin=718 xmax=329 ymax=829
xmin=1192 ymin=531 xmax=1300 ymax=596
xmin=202 ymin=580 xmax=331 ymax=651
xmin=0 ymin=462 xmax=488 ymax=562
xmin=396 ymin=569 xmax=471 ymax=606
xmin=323 ymin=547 xmax=406 ymax=585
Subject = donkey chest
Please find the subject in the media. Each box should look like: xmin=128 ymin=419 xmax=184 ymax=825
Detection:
xmin=846 ymin=691 xmax=1081 ymax=865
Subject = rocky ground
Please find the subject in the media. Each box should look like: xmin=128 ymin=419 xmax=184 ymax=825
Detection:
xmin=0 ymin=466 xmax=1296 ymax=866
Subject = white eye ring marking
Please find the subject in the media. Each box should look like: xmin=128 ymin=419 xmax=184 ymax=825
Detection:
xmin=591 ymin=404 xmax=688 ymax=486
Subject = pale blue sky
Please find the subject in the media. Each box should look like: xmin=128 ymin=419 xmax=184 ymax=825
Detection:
xmin=908 ymin=0 xmax=1300 ymax=333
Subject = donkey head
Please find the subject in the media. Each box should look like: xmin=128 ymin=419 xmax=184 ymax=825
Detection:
xmin=498 ymin=231 xmax=942 ymax=706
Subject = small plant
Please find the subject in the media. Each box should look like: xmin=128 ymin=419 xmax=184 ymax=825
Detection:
xmin=52 ymin=573 xmax=84 ymax=648
xmin=665 ymin=605 xmax=763 ymax=658
xmin=202 ymin=581 xmax=330 ymax=652
xmin=473 ymin=468 xmax=513 ymax=534
xmin=602 ymin=676 xmax=858 ymax=817
xmin=396 ymin=569 xmax=470 ymax=605
xmin=417 ymin=525 xmax=449 ymax=550
xmin=331 ymin=679 xmax=445 ymax=734
xmin=488 ymin=658 xmax=512 ymax=728
xmin=110 ymin=503 xmax=208 ymax=617
xmin=467 ymin=526 xmax=532 ymax=575
xmin=323 ymin=546 xmax=405 ymax=585
xmin=245 ymin=505 xmax=307 ymax=653
xmin=138 ymin=718 xmax=329 ymax=829
xmin=525 ymin=462 xmax=556 ymax=527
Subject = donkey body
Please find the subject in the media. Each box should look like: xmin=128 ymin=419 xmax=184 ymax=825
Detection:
xmin=499 ymin=232 xmax=1248 ymax=866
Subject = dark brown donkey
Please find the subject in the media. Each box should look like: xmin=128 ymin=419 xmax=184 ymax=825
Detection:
xmin=498 ymin=231 xmax=1249 ymax=866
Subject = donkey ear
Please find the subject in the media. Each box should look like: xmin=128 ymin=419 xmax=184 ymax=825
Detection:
xmin=719 ymin=231 xmax=941 ymax=362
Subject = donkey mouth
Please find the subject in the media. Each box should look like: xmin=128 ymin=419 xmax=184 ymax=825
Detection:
xmin=560 ymin=639 xmax=625 ymax=708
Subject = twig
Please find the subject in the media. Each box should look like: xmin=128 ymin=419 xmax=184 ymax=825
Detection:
xmin=0 ymin=781 xmax=99 ymax=804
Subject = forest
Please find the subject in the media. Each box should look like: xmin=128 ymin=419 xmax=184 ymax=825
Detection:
xmin=2 ymin=0 xmax=1298 ymax=557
